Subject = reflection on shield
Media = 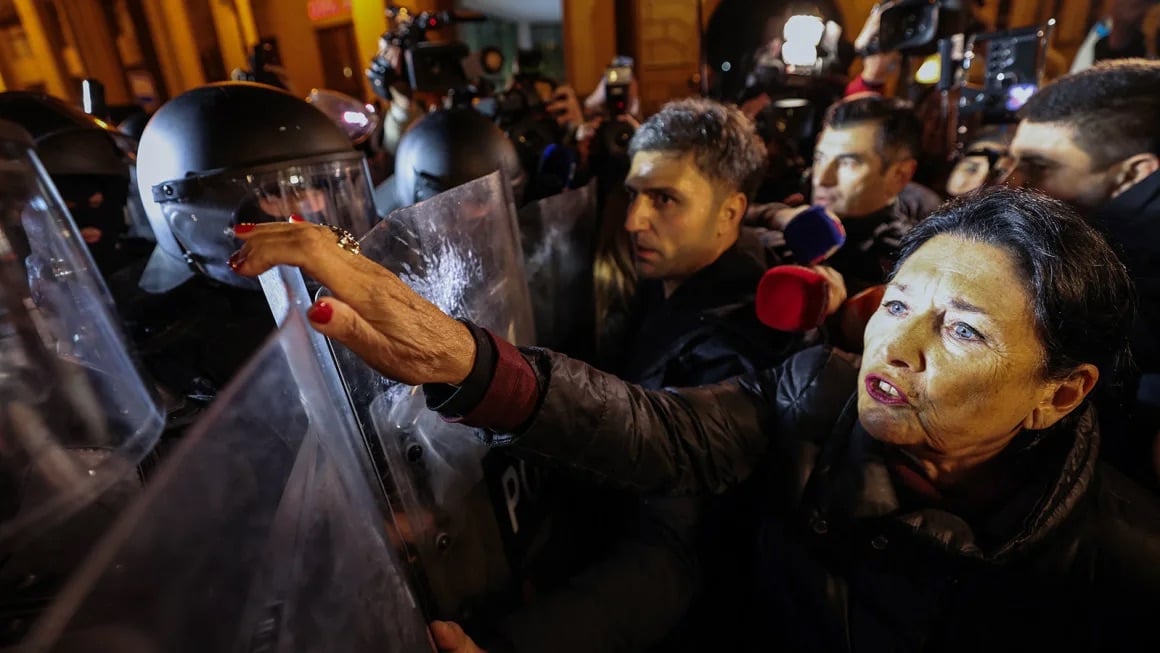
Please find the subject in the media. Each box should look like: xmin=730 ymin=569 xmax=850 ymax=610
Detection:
xmin=0 ymin=123 xmax=165 ymax=646
xmin=245 ymin=160 xmax=376 ymax=237
xmin=324 ymin=171 xmax=543 ymax=621
xmin=517 ymin=179 xmax=598 ymax=354
xmin=21 ymin=310 xmax=433 ymax=653
xmin=148 ymin=152 xmax=378 ymax=291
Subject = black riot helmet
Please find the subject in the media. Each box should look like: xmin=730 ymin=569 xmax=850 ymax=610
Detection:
xmin=394 ymin=107 xmax=526 ymax=207
xmin=0 ymin=91 xmax=136 ymax=276
xmin=116 ymin=110 xmax=150 ymax=145
xmin=137 ymin=82 xmax=378 ymax=292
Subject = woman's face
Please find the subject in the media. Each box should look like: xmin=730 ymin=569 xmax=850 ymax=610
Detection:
xmin=945 ymin=141 xmax=1006 ymax=197
xmin=945 ymin=155 xmax=991 ymax=197
xmin=857 ymin=235 xmax=1069 ymax=475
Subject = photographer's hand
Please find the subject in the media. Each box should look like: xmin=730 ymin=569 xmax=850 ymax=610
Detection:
xmin=616 ymin=113 xmax=641 ymax=131
xmin=547 ymin=85 xmax=585 ymax=129
xmin=854 ymin=2 xmax=882 ymax=54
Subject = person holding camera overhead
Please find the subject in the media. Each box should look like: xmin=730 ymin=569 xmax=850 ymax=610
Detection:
xmin=544 ymin=57 xmax=643 ymax=163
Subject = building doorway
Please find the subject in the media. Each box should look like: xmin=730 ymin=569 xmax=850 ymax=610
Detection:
xmin=315 ymin=22 xmax=364 ymax=99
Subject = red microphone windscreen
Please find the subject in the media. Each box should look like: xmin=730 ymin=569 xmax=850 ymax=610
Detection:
xmin=835 ymin=284 xmax=886 ymax=350
xmin=755 ymin=265 xmax=830 ymax=332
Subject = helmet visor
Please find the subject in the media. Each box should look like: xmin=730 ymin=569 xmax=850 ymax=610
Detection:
xmin=154 ymin=152 xmax=376 ymax=286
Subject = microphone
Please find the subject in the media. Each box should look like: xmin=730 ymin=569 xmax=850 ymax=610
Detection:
xmin=783 ymin=205 xmax=845 ymax=264
xmin=755 ymin=205 xmax=848 ymax=333
xmin=755 ymin=265 xmax=831 ymax=332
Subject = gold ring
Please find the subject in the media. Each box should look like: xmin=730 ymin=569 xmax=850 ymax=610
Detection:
xmin=324 ymin=224 xmax=360 ymax=256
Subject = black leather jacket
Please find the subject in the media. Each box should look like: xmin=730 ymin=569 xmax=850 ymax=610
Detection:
xmin=489 ymin=233 xmax=813 ymax=653
xmin=456 ymin=346 xmax=1160 ymax=651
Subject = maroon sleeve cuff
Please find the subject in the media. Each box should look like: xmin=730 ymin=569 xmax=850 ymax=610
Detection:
xmin=445 ymin=330 xmax=540 ymax=433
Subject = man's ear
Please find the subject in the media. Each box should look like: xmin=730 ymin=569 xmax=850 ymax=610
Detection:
xmin=1023 ymin=363 xmax=1099 ymax=431
xmin=888 ymin=158 xmax=918 ymax=195
xmin=1111 ymin=153 xmax=1160 ymax=199
xmin=717 ymin=191 xmax=748 ymax=234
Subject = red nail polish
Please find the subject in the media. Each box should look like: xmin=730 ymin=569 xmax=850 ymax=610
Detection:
xmin=233 ymin=223 xmax=256 ymax=234
xmin=288 ymin=214 xmax=306 ymax=223
xmin=308 ymin=301 xmax=333 ymax=324
xmin=228 ymin=250 xmax=247 ymax=270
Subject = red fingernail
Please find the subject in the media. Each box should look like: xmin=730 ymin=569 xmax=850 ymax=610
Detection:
xmin=288 ymin=214 xmax=306 ymax=223
xmin=233 ymin=223 xmax=255 ymax=234
xmin=228 ymin=250 xmax=247 ymax=270
xmin=307 ymin=301 xmax=333 ymax=324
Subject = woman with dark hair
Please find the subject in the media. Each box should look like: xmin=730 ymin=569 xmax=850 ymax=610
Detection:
xmin=230 ymin=186 xmax=1159 ymax=651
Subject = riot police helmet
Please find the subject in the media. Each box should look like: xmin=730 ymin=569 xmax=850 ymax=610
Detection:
xmin=137 ymin=82 xmax=378 ymax=292
xmin=116 ymin=110 xmax=150 ymax=145
xmin=394 ymin=107 xmax=526 ymax=207
xmin=0 ymin=92 xmax=137 ymax=275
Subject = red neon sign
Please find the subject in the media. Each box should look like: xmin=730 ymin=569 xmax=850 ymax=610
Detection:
xmin=307 ymin=0 xmax=352 ymax=22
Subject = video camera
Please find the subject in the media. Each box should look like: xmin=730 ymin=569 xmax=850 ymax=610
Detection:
xmin=958 ymin=23 xmax=1055 ymax=125
xmin=861 ymin=0 xmax=975 ymax=56
xmin=366 ymin=5 xmax=485 ymax=98
xmin=494 ymin=50 xmax=558 ymax=128
xmin=858 ymin=0 xmax=1053 ymax=169
xmin=860 ymin=0 xmax=1051 ymax=124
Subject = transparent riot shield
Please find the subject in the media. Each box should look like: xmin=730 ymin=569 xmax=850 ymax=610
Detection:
xmin=321 ymin=171 xmax=544 ymax=621
xmin=0 ymin=120 xmax=164 ymax=644
xmin=516 ymin=179 xmax=597 ymax=354
xmin=21 ymin=268 xmax=433 ymax=653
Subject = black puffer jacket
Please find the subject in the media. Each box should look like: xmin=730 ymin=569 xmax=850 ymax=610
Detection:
xmin=1091 ymin=170 xmax=1160 ymax=491
xmin=474 ymin=346 xmax=1160 ymax=651
xmin=489 ymin=232 xmax=813 ymax=653
xmin=617 ymin=229 xmax=810 ymax=387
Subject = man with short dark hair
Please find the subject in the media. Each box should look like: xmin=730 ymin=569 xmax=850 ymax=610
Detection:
xmin=1012 ymin=59 xmax=1160 ymax=211
xmin=800 ymin=95 xmax=926 ymax=293
xmin=813 ymin=96 xmax=922 ymax=216
xmin=1011 ymin=58 xmax=1160 ymax=489
xmin=484 ymin=98 xmax=829 ymax=653
xmin=615 ymin=98 xmax=808 ymax=385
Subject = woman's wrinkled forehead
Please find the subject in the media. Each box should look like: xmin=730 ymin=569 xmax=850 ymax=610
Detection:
xmin=892 ymin=235 xmax=1035 ymax=328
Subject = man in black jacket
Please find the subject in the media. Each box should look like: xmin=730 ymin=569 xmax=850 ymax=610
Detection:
xmin=1010 ymin=58 xmax=1160 ymax=490
xmin=482 ymin=98 xmax=835 ymax=652
xmin=750 ymin=95 xmax=928 ymax=295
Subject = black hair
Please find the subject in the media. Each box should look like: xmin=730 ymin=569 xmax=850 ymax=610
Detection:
xmin=823 ymin=95 xmax=922 ymax=169
xmin=628 ymin=97 xmax=768 ymax=199
xmin=1021 ymin=58 xmax=1160 ymax=169
xmin=894 ymin=186 xmax=1135 ymax=383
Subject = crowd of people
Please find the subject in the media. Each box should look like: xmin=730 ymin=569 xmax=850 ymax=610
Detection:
xmin=231 ymin=53 xmax=1160 ymax=651
xmin=2 ymin=1 xmax=1160 ymax=651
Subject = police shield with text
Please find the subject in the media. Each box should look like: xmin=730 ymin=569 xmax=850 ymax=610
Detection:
xmin=323 ymin=171 xmax=559 ymax=628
